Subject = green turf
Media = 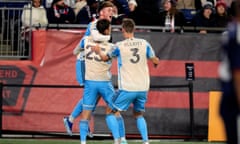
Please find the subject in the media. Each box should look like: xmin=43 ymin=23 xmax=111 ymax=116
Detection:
xmin=0 ymin=138 xmax=226 ymax=144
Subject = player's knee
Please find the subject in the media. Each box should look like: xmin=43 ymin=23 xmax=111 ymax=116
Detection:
xmin=133 ymin=111 xmax=143 ymax=118
xmin=81 ymin=110 xmax=92 ymax=120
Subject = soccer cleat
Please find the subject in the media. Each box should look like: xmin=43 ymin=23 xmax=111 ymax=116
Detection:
xmin=63 ymin=117 xmax=73 ymax=136
xmin=87 ymin=127 xmax=94 ymax=138
xmin=120 ymin=139 xmax=128 ymax=144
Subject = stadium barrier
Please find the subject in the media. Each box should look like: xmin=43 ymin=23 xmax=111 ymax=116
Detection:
xmin=0 ymin=82 xmax=195 ymax=139
xmin=0 ymin=29 xmax=221 ymax=139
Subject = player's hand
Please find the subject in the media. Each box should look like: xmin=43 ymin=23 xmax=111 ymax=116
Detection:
xmin=91 ymin=45 xmax=100 ymax=54
xmin=153 ymin=57 xmax=160 ymax=68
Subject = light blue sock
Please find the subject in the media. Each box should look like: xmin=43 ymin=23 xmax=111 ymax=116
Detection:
xmin=106 ymin=114 xmax=120 ymax=140
xmin=79 ymin=120 xmax=89 ymax=142
xmin=136 ymin=116 xmax=148 ymax=142
xmin=71 ymin=100 xmax=83 ymax=118
xmin=117 ymin=116 xmax=125 ymax=138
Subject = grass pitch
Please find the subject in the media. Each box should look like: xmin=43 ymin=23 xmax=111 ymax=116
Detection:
xmin=0 ymin=138 xmax=226 ymax=144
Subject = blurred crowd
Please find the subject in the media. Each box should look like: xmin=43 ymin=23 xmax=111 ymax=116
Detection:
xmin=12 ymin=0 xmax=240 ymax=33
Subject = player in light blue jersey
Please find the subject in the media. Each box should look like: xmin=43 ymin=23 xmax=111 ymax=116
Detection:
xmin=64 ymin=2 xmax=127 ymax=143
xmin=78 ymin=19 xmax=122 ymax=144
xmin=93 ymin=18 xmax=159 ymax=144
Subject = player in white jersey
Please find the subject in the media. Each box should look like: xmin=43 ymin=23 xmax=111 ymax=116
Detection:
xmin=79 ymin=19 xmax=122 ymax=144
xmin=63 ymin=2 xmax=128 ymax=143
xmin=93 ymin=18 xmax=159 ymax=144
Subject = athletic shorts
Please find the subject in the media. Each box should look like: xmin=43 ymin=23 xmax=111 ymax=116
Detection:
xmin=82 ymin=80 xmax=115 ymax=111
xmin=76 ymin=59 xmax=85 ymax=86
xmin=112 ymin=90 xmax=147 ymax=112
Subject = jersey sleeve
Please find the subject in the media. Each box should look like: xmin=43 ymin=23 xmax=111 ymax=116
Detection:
xmin=146 ymin=41 xmax=156 ymax=59
xmin=84 ymin=22 xmax=92 ymax=36
xmin=109 ymin=44 xmax=120 ymax=58
xmin=79 ymin=37 xmax=86 ymax=49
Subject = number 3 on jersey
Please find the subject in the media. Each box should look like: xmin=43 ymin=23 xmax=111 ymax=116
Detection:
xmin=130 ymin=48 xmax=140 ymax=63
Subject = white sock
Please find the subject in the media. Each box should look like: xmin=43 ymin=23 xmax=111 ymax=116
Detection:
xmin=81 ymin=141 xmax=86 ymax=144
xmin=69 ymin=115 xmax=74 ymax=123
xmin=114 ymin=139 xmax=120 ymax=144
xmin=121 ymin=137 xmax=126 ymax=141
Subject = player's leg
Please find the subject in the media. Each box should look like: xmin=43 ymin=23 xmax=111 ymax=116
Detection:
xmin=79 ymin=81 xmax=98 ymax=144
xmin=133 ymin=91 xmax=149 ymax=144
xmin=115 ymin=111 xmax=127 ymax=144
xmin=63 ymin=99 xmax=83 ymax=136
xmin=76 ymin=59 xmax=85 ymax=86
xmin=64 ymin=97 xmax=100 ymax=137
xmin=220 ymin=94 xmax=238 ymax=144
xmin=107 ymin=90 xmax=133 ymax=144
xmin=79 ymin=110 xmax=92 ymax=144
xmin=63 ymin=59 xmax=85 ymax=136
xmin=100 ymin=82 xmax=121 ymax=144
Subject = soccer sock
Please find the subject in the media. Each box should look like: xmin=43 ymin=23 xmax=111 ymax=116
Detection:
xmin=106 ymin=114 xmax=120 ymax=140
xmin=70 ymin=99 xmax=83 ymax=122
xmin=79 ymin=120 xmax=89 ymax=143
xmin=136 ymin=116 xmax=148 ymax=142
xmin=116 ymin=116 xmax=126 ymax=139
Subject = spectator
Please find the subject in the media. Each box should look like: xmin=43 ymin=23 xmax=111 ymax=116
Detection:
xmin=112 ymin=4 xmax=126 ymax=25
xmin=192 ymin=1 xmax=216 ymax=34
xmin=128 ymin=0 xmax=137 ymax=12
xmin=47 ymin=0 xmax=75 ymax=24
xmin=107 ymin=0 xmax=130 ymax=16
xmin=176 ymin=0 xmax=196 ymax=26
xmin=75 ymin=0 xmax=98 ymax=24
xmin=215 ymin=0 xmax=231 ymax=28
xmin=74 ymin=0 xmax=87 ymax=16
xmin=21 ymin=0 xmax=48 ymax=58
xmin=21 ymin=0 xmax=48 ymax=27
xmin=177 ymin=0 xmax=196 ymax=9
xmin=201 ymin=0 xmax=217 ymax=6
xmin=195 ymin=0 xmax=216 ymax=11
xmin=157 ymin=0 xmax=185 ymax=33
xmin=127 ymin=0 xmax=140 ymax=24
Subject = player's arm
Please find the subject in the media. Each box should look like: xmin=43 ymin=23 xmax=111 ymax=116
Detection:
xmin=85 ymin=20 xmax=110 ymax=42
xmin=92 ymin=44 xmax=110 ymax=61
xmin=91 ymin=30 xmax=111 ymax=42
xmin=150 ymin=56 xmax=160 ymax=67
xmin=146 ymin=42 xmax=160 ymax=67
xmin=73 ymin=37 xmax=85 ymax=55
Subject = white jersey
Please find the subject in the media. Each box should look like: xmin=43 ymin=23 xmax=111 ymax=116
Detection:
xmin=82 ymin=36 xmax=113 ymax=81
xmin=111 ymin=38 xmax=156 ymax=91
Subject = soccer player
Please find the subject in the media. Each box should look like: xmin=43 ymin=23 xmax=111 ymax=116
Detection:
xmin=93 ymin=18 xmax=159 ymax=144
xmin=78 ymin=18 xmax=122 ymax=144
xmin=63 ymin=2 xmax=127 ymax=143
xmin=219 ymin=1 xmax=240 ymax=143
